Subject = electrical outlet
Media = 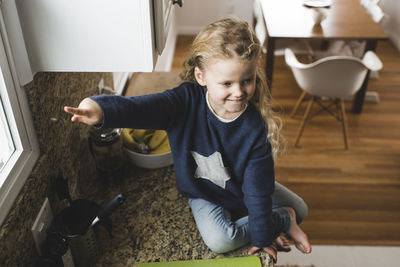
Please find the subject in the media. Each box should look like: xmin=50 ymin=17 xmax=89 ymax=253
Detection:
xmin=31 ymin=198 xmax=53 ymax=255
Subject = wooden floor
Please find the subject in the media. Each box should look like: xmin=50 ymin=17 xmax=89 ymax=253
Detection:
xmin=171 ymin=35 xmax=400 ymax=246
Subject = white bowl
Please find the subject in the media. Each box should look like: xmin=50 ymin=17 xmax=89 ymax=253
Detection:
xmin=303 ymin=0 xmax=332 ymax=8
xmin=123 ymin=147 xmax=173 ymax=169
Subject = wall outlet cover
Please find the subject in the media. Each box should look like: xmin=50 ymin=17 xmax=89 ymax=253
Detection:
xmin=31 ymin=198 xmax=53 ymax=255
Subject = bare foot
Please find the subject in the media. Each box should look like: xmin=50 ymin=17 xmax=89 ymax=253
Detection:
xmin=275 ymin=234 xmax=291 ymax=252
xmin=284 ymin=206 xmax=312 ymax=254
xmin=263 ymin=245 xmax=277 ymax=263
xmin=248 ymin=245 xmax=277 ymax=263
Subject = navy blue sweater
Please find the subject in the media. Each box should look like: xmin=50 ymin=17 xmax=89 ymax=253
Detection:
xmin=91 ymin=82 xmax=275 ymax=247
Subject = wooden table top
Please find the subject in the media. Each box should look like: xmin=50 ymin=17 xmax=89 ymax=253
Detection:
xmin=260 ymin=0 xmax=388 ymax=40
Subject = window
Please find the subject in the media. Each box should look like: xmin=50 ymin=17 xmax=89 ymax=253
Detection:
xmin=0 ymin=11 xmax=39 ymax=226
xmin=0 ymin=92 xmax=15 ymax=173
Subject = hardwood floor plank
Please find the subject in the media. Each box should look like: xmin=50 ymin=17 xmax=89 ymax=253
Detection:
xmin=306 ymin=209 xmax=400 ymax=222
xmin=303 ymin=221 xmax=400 ymax=245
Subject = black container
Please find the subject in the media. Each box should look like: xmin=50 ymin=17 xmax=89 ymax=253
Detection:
xmin=51 ymin=200 xmax=103 ymax=267
xmin=53 ymin=174 xmax=126 ymax=266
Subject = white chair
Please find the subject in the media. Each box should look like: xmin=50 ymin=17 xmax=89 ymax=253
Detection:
xmin=285 ymin=48 xmax=383 ymax=149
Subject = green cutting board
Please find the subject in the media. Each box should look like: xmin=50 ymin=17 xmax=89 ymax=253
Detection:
xmin=138 ymin=256 xmax=261 ymax=267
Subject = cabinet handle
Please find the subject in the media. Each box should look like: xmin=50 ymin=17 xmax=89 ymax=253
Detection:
xmin=172 ymin=0 xmax=183 ymax=7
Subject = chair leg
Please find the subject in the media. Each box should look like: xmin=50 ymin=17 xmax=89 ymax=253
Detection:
xmin=290 ymin=91 xmax=307 ymax=118
xmin=294 ymin=96 xmax=314 ymax=147
xmin=339 ymin=98 xmax=349 ymax=150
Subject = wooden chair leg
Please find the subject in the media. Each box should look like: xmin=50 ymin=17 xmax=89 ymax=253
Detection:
xmin=339 ymin=98 xmax=349 ymax=150
xmin=290 ymin=91 xmax=307 ymax=118
xmin=295 ymin=96 xmax=314 ymax=147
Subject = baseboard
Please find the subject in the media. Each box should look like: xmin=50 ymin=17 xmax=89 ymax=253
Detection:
xmin=321 ymin=91 xmax=380 ymax=103
xmin=177 ymin=25 xmax=203 ymax=35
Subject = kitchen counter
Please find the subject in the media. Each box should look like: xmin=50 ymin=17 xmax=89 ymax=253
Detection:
xmin=89 ymin=163 xmax=273 ymax=266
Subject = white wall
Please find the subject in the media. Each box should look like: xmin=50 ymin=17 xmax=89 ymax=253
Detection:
xmin=149 ymin=0 xmax=255 ymax=73
xmin=379 ymin=0 xmax=400 ymax=51
xmin=175 ymin=0 xmax=254 ymax=35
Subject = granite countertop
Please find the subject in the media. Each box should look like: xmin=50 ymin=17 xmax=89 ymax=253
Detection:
xmin=87 ymin=162 xmax=273 ymax=267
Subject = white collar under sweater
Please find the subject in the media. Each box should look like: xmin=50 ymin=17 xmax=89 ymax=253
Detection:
xmin=206 ymin=91 xmax=248 ymax=123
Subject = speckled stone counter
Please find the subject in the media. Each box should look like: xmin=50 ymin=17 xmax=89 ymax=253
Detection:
xmin=88 ymin=163 xmax=273 ymax=267
xmin=0 ymin=72 xmax=113 ymax=266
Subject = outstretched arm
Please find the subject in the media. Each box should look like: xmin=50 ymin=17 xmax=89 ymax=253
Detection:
xmin=64 ymin=97 xmax=102 ymax=125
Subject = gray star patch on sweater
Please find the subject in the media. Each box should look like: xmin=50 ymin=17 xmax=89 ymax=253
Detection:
xmin=191 ymin=151 xmax=231 ymax=189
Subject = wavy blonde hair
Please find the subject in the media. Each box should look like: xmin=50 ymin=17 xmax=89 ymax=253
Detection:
xmin=180 ymin=17 xmax=285 ymax=156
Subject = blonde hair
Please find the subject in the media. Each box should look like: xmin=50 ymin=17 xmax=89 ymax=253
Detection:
xmin=180 ymin=17 xmax=285 ymax=156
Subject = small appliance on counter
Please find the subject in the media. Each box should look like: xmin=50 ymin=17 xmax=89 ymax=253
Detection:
xmin=88 ymin=127 xmax=126 ymax=181
xmin=36 ymin=174 xmax=126 ymax=267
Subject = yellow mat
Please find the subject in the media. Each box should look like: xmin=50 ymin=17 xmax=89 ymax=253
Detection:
xmin=138 ymin=256 xmax=261 ymax=267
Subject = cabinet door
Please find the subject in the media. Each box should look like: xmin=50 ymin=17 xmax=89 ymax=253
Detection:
xmin=14 ymin=0 xmax=156 ymax=72
xmin=153 ymin=0 xmax=174 ymax=55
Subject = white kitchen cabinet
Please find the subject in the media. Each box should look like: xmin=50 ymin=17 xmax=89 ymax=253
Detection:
xmin=2 ymin=0 xmax=177 ymax=84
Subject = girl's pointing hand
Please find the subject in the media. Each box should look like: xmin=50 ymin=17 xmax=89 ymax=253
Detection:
xmin=64 ymin=97 xmax=102 ymax=125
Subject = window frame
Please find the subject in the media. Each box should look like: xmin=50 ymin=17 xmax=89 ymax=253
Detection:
xmin=0 ymin=10 xmax=39 ymax=226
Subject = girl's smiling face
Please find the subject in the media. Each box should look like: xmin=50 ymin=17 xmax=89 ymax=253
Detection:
xmin=194 ymin=56 xmax=258 ymax=120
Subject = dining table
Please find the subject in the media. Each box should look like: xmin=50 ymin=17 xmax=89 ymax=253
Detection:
xmin=259 ymin=0 xmax=388 ymax=113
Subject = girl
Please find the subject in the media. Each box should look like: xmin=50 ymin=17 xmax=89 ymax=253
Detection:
xmin=64 ymin=17 xmax=311 ymax=262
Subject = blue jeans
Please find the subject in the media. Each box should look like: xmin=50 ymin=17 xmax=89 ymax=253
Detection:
xmin=188 ymin=182 xmax=308 ymax=253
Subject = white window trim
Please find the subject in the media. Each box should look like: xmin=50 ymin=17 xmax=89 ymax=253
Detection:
xmin=0 ymin=9 xmax=39 ymax=226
